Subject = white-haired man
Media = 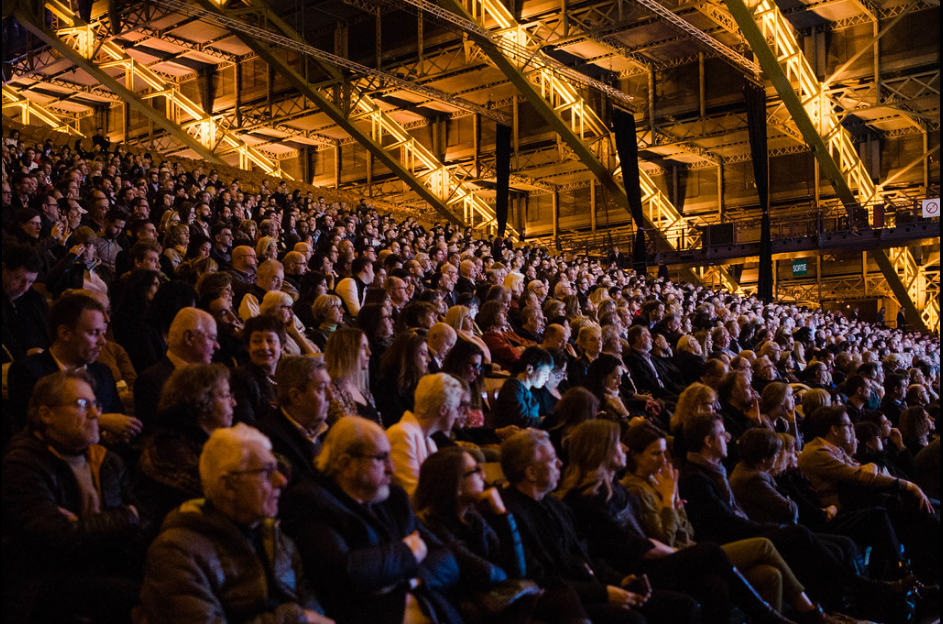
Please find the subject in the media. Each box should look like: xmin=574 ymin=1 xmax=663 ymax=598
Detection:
xmin=139 ymin=424 xmax=331 ymax=623
xmin=280 ymin=416 xmax=461 ymax=624
xmin=386 ymin=373 xmax=464 ymax=496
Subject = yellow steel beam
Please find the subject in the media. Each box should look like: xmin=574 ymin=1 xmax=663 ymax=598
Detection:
xmin=439 ymin=0 xmax=738 ymax=288
xmin=1 ymin=84 xmax=85 ymax=136
xmin=169 ymin=0 xmax=509 ymax=234
xmin=723 ymin=0 xmax=926 ymax=327
xmin=17 ymin=0 xmax=291 ymax=178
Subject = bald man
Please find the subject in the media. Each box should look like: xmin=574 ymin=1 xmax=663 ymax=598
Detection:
xmin=134 ymin=307 xmax=219 ymax=424
xmin=541 ymin=323 xmax=577 ymax=358
xmin=427 ymin=322 xmax=457 ymax=373
xmin=282 ymin=251 xmax=307 ymax=301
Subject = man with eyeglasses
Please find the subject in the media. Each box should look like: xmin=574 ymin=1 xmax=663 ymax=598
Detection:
xmin=140 ymin=424 xmax=332 ymax=623
xmin=3 ymin=370 xmax=144 ymax=623
xmin=34 ymin=192 xmax=60 ymax=238
xmin=281 ymin=251 xmax=308 ymax=301
xmin=135 ymin=307 xmax=219 ymax=425
xmin=281 ymin=415 xmax=461 ymax=624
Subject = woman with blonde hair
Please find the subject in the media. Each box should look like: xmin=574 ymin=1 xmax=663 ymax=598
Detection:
xmin=669 ymin=382 xmax=718 ymax=454
xmin=159 ymin=209 xmax=181 ymax=236
xmin=760 ymin=382 xmax=799 ymax=438
xmin=256 ymin=235 xmax=278 ymax=262
xmin=445 ymin=304 xmax=492 ymax=363
xmin=237 ymin=218 xmax=258 ymax=244
xmin=503 ymin=271 xmax=525 ymax=298
xmin=260 ymin=290 xmax=319 ymax=356
xmin=325 ymin=327 xmax=380 ymax=425
xmin=562 ymin=294 xmax=585 ymax=322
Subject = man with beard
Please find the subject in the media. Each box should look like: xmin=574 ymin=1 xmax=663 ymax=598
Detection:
xmin=281 ymin=416 xmax=462 ymax=624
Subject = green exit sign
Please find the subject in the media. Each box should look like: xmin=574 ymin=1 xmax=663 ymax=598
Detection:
xmin=792 ymin=260 xmax=808 ymax=276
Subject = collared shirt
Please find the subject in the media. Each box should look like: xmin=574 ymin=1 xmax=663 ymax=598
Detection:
xmin=281 ymin=407 xmax=327 ymax=444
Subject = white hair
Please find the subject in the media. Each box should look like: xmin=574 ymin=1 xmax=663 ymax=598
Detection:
xmin=260 ymin=290 xmax=293 ymax=316
xmin=199 ymin=424 xmax=272 ymax=503
xmin=414 ymin=373 xmax=462 ymax=421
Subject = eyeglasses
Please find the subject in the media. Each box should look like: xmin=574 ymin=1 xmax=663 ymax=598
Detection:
xmin=228 ymin=463 xmax=280 ymax=480
xmin=55 ymin=398 xmax=102 ymax=413
xmin=352 ymin=451 xmax=391 ymax=462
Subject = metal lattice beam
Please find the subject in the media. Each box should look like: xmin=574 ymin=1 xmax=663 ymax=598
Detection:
xmin=176 ymin=0 xmax=511 ymax=233
xmin=721 ymin=0 xmax=927 ymax=331
xmin=1 ymin=84 xmax=85 ymax=135
xmin=13 ymin=0 xmax=292 ymax=178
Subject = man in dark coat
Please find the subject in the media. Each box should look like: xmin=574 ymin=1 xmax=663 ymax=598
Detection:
xmin=139 ymin=424 xmax=330 ymax=623
xmin=2 ymin=371 xmax=144 ymax=623
xmin=258 ymin=356 xmax=331 ymax=484
xmin=624 ymin=325 xmax=680 ymax=399
xmin=280 ymin=416 xmax=462 ymax=624
xmin=6 ymin=292 xmax=140 ymax=440
xmin=1 ymin=244 xmax=48 ymax=364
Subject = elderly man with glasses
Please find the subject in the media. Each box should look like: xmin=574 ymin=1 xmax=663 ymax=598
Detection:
xmin=281 ymin=415 xmax=462 ymax=624
xmin=139 ymin=424 xmax=331 ymax=624
xmin=2 ymin=370 xmax=144 ymax=623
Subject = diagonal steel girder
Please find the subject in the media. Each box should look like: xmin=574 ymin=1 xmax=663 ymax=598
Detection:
xmin=13 ymin=1 xmax=225 ymax=167
xmin=2 ymin=84 xmax=86 ymax=136
xmin=184 ymin=0 xmax=508 ymax=232
xmin=723 ymin=0 xmax=926 ymax=330
xmin=435 ymin=0 xmax=736 ymax=287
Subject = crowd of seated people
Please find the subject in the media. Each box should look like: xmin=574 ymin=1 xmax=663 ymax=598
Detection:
xmin=2 ymin=129 xmax=940 ymax=623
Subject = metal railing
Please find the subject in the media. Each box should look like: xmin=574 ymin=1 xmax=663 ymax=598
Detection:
xmin=533 ymin=196 xmax=939 ymax=258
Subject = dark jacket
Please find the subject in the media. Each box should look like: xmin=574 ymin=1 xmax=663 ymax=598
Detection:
xmin=257 ymin=407 xmax=322 ymax=485
xmin=232 ymin=362 xmax=278 ymax=426
xmin=136 ymin=409 xmax=209 ymax=523
xmin=1 ymin=287 xmax=49 ymax=364
xmin=280 ymin=471 xmax=462 ymax=624
xmin=420 ymin=507 xmax=526 ymax=590
xmin=2 ymin=432 xmax=142 ymax=622
xmin=624 ymin=349 xmax=672 ymax=398
xmin=560 ymin=480 xmax=656 ymax=573
xmin=671 ymin=351 xmax=706 ymax=388
xmin=133 ymin=356 xmax=177 ymax=426
xmin=492 ymin=378 xmax=541 ymax=429
xmin=500 ymin=485 xmax=611 ymax=604
xmin=729 ymin=464 xmax=799 ymax=525
xmin=678 ymin=456 xmax=777 ymax=545
xmin=373 ymin=374 xmax=413 ymax=428
xmin=139 ymin=499 xmax=322 ymax=624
